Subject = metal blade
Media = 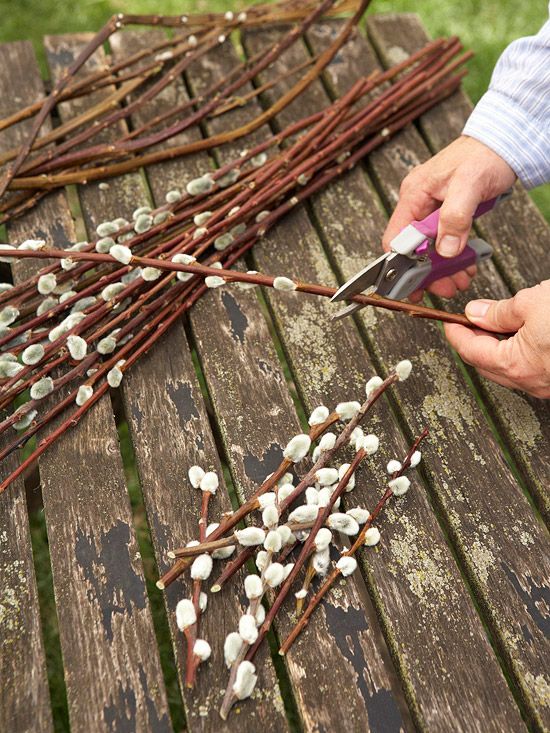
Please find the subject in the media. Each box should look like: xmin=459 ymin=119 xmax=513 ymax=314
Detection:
xmin=330 ymin=252 xmax=389 ymax=302
xmin=330 ymin=301 xmax=367 ymax=321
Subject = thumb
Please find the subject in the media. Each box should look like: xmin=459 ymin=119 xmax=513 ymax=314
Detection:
xmin=465 ymin=296 xmax=525 ymax=334
xmin=436 ymin=175 xmax=481 ymax=258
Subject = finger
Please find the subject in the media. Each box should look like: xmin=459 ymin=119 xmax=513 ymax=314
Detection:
xmin=466 ymin=264 xmax=477 ymax=278
xmin=451 ymin=270 xmax=472 ymax=291
xmin=426 ymin=276 xmax=457 ymax=299
xmin=408 ymin=289 xmax=424 ymax=303
xmin=436 ymin=174 xmax=483 ymax=258
xmin=465 ymin=294 xmax=527 ymax=334
xmin=444 ymin=323 xmax=512 ymax=373
xmin=382 ymin=186 xmax=437 ymax=251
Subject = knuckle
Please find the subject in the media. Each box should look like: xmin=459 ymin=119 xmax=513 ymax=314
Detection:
xmin=440 ymin=208 xmax=471 ymax=231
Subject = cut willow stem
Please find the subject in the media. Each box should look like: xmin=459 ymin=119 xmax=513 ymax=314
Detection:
xmin=0 ymin=248 xmax=470 ymax=326
xmin=279 ymin=427 xmax=429 ymax=655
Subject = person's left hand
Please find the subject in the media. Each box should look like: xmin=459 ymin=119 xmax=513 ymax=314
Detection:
xmin=445 ymin=280 xmax=550 ymax=398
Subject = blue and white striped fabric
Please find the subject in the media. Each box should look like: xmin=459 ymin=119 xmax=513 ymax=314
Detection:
xmin=463 ymin=6 xmax=550 ymax=189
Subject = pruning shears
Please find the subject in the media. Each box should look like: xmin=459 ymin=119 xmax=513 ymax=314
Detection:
xmin=330 ymin=190 xmax=512 ymax=320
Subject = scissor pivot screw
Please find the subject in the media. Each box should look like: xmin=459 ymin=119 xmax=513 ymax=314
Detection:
xmin=384 ymin=268 xmax=397 ymax=282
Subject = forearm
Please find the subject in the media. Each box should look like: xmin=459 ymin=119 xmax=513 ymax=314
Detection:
xmin=463 ymin=16 xmax=550 ymax=189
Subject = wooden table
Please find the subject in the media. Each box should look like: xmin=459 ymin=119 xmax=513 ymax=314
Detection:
xmin=1 ymin=13 xmax=549 ymax=733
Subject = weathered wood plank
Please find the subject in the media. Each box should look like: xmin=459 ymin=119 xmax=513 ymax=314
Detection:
xmin=366 ymin=12 xmax=550 ymax=526
xmin=0 ymin=40 xmax=63 ymax=733
xmin=242 ymin=24 xmax=528 ymax=733
xmin=108 ymin=29 xmax=287 ymax=730
xmin=41 ymin=34 xmax=172 ymax=732
xmin=302 ymin=18 xmax=550 ymax=730
xmin=184 ymin=38 xmax=416 ymax=732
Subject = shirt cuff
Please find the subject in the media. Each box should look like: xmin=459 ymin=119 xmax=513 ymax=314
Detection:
xmin=463 ymin=89 xmax=550 ymax=189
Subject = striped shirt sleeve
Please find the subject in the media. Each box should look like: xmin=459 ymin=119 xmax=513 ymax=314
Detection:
xmin=462 ymin=8 xmax=550 ymax=189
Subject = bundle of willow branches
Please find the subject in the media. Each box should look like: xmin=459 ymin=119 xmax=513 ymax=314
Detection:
xmin=164 ymin=362 xmax=428 ymax=718
xmin=0 ymin=20 xmax=470 ymax=492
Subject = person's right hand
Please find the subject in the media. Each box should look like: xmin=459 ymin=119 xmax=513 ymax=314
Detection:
xmin=382 ymin=135 xmax=517 ymax=302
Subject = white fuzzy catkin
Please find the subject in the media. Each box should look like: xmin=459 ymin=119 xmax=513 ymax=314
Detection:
xmin=257 ymin=492 xmax=276 ymax=509
xmin=251 ymin=152 xmax=267 ymax=167
xmin=165 ymin=189 xmax=182 ymax=203
xmin=256 ymin=550 xmax=269 ymax=572
xmin=365 ymin=375 xmax=384 ymax=397
xmin=278 ymin=483 xmax=294 ymax=502
xmin=67 ymin=335 xmax=87 ymax=361
xmin=338 ymin=463 xmax=356 ymax=491
xmin=255 ymin=604 xmax=266 ymax=626
xmin=200 ymin=471 xmax=219 ymax=493
xmin=364 ymin=527 xmax=380 ymax=546
xmin=314 ymin=527 xmax=332 ymax=551
xmin=171 ymin=253 xmax=195 ymax=282
xmin=101 ymin=283 xmax=126 ymax=301
xmin=96 ymin=221 xmax=118 ymax=237
xmin=212 ymin=543 xmax=235 ymax=560
xmin=0 ymin=244 xmax=15 ymax=263
xmin=19 ymin=239 xmax=45 ymax=251
xmin=389 ymin=476 xmax=411 ymax=497
xmin=362 ymin=434 xmax=379 ymax=455
xmin=205 ymin=275 xmax=225 ymax=289
xmin=0 ymin=306 xmax=19 ymax=326
xmin=239 ymin=614 xmax=258 ymax=644
xmin=193 ymin=639 xmax=211 ymax=661
xmin=191 ymin=553 xmax=213 ymax=580
xmin=76 ymin=385 xmax=93 ymax=406
xmin=347 ymin=507 xmax=370 ymax=524
xmin=37 ymin=273 xmax=57 ymax=295
xmin=306 ymin=486 xmax=319 ymax=505
xmin=336 ymin=401 xmax=361 ymax=420
xmin=110 ymin=244 xmax=132 ymax=265
xmin=317 ymin=487 xmax=331 ymax=507
xmin=315 ymin=467 xmax=339 ymax=486
xmin=186 ymin=174 xmax=214 ymax=196
xmin=288 ymin=505 xmax=318 ymax=524
xmin=264 ymin=562 xmax=285 ymax=588
xmin=295 ymin=589 xmax=307 ymax=600
xmin=318 ymin=432 xmax=337 ymax=452
xmin=59 ymin=291 xmax=77 ymax=304
xmin=30 ymin=377 xmax=54 ymax=400
xmin=224 ymin=632 xmax=243 ymax=667
xmin=395 ymin=359 xmax=413 ymax=381
xmin=327 ymin=513 xmax=360 ymax=536
xmin=96 ymin=236 xmax=115 ymax=253
xmin=336 ymin=556 xmax=357 ymax=576
xmin=308 ymin=405 xmax=329 ymax=426
xmin=233 ymin=661 xmax=257 ymax=700
xmin=312 ymin=548 xmax=330 ymax=576
xmin=107 ymin=366 xmax=123 ymax=388
xmin=13 ymin=409 xmax=37 ymax=431
xmin=410 ymin=450 xmax=422 ymax=468
xmin=134 ymin=214 xmax=153 ymax=234
xmin=387 ymin=459 xmax=402 ymax=474
xmin=22 ymin=344 xmax=44 ymax=365
xmin=262 ymin=505 xmax=279 ymax=529
xmin=60 ymin=256 xmax=77 ymax=271
xmin=188 ymin=465 xmax=205 ymax=488
xmin=176 ymin=599 xmax=196 ymax=631
xmin=273 ymin=276 xmax=296 ymax=291
xmin=37 ymin=297 xmax=57 ymax=316
xmin=194 ymin=211 xmax=212 ymax=226
xmin=141 ymin=267 xmax=161 ymax=281
xmin=97 ymin=335 xmax=117 ymax=354
xmin=276 ymin=525 xmax=293 ymax=545
xmin=244 ymin=574 xmax=263 ymax=600
xmin=214 ymin=233 xmax=234 ymax=250
xmin=199 ymin=592 xmax=208 ymax=612
xmin=264 ymin=530 xmax=282 ymax=553
xmin=235 ymin=527 xmax=266 ymax=546
xmin=283 ymin=434 xmax=311 ymax=462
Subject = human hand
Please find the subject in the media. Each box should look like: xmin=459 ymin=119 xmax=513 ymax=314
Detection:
xmin=383 ymin=135 xmax=517 ymax=302
xmin=444 ymin=281 xmax=550 ymax=398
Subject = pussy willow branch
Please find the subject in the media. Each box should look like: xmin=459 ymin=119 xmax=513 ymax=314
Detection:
xmin=0 ymin=248 xmax=470 ymax=326
xmin=279 ymin=427 xmax=429 ymax=654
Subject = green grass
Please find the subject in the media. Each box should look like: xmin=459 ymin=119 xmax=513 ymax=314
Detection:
xmin=0 ymin=0 xmax=547 ymax=217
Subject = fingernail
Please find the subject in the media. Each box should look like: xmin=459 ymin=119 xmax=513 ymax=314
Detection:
xmin=466 ymin=300 xmax=490 ymax=319
xmin=438 ymin=235 xmax=461 ymax=257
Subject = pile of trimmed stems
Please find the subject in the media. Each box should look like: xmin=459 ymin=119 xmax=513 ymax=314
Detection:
xmin=0 ymin=0 xmax=362 ymax=218
xmin=165 ymin=363 xmax=428 ymax=717
xmin=0 ymin=24 xmax=469 ymax=493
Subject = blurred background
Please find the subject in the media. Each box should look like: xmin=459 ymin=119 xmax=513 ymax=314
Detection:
xmin=0 ymin=0 xmax=548 ymax=217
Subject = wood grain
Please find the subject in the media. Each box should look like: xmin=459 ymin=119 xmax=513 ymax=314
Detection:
xmin=185 ymin=37 xmax=415 ymax=733
xmin=243 ymin=23 xmax=527 ymax=733
xmin=108 ymin=29 xmax=288 ymax=731
xmin=41 ymin=34 xmax=172 ymax=732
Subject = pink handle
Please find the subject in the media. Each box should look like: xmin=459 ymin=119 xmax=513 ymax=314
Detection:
xmin=412 ymin=196 xmax=500 ymax=240
xmin=420 ymin=244 xmax=478 ymax=289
